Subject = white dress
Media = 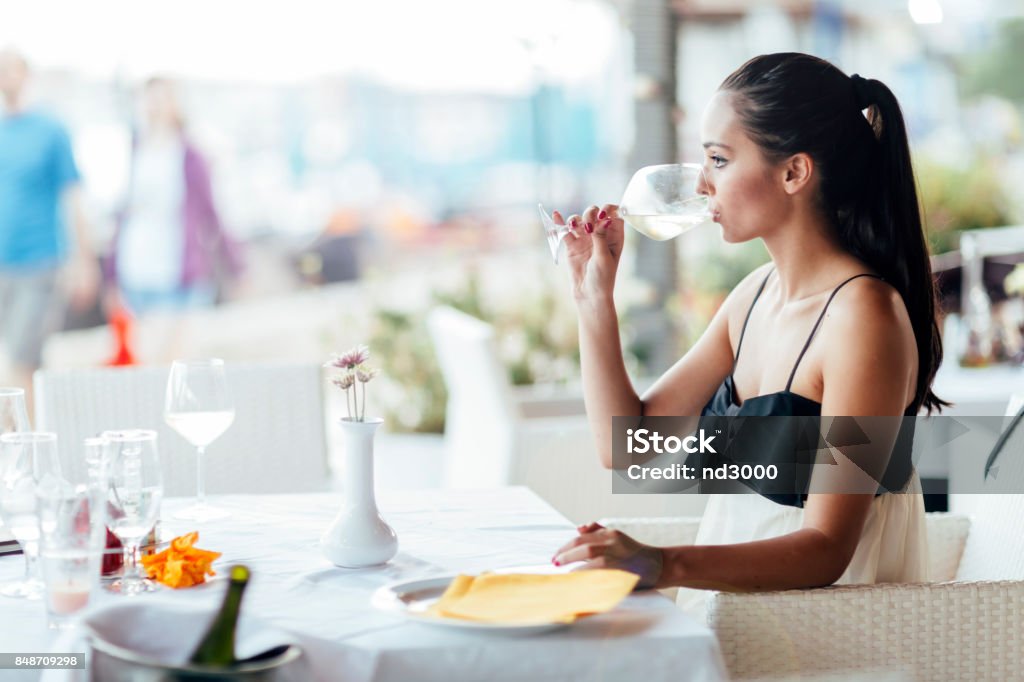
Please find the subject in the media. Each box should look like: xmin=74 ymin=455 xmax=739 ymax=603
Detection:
xmin=677 ymin=474 xmax=929 ymax=615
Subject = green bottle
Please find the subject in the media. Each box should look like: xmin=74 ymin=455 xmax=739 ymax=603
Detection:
xmin=189 ymin=565 xmax=251 ymax=667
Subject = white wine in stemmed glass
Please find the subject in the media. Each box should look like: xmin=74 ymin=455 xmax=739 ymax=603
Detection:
xmin=538 ymin=162 xmax=713 ymax=263
xmin=164 ymin=359 xmax=235 ymax=522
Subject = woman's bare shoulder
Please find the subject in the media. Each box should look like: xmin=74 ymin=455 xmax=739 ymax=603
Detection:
xmin=823 ymin=275 xmax=911 ymax=335
xmin=818 ymin=275 xmax=918 ymax=413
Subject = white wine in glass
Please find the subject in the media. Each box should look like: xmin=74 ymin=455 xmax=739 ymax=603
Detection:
xmin=538 ymin=162 xmax=712 ymax=262
xmin=164 ymin=359 xmax=235 ymax=522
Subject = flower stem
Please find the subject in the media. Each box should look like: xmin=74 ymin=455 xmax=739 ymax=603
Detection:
xmin=360 ymin=380 xmax=366 ymax=421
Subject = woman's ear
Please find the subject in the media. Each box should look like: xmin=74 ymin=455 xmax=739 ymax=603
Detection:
xmin=782 ymin=153 xmax=814 ymax=195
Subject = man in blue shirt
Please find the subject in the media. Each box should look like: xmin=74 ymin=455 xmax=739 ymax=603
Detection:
xmin=0 ymin=49 xmax=99 ymax=397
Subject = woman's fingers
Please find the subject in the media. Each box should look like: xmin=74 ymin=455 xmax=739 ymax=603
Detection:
xmin=552 ymin=526 xmax=614 ymax=565
xmin=554 ymin=539 xmax=610 ymax=566
xmin=552 ymin=210 xmax=579 ymax=239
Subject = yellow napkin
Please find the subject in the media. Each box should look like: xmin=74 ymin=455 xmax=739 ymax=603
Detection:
xmin=427 ymin=570 xmax=639 ymax=624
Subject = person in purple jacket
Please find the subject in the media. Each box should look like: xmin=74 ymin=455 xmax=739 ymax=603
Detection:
xmin=107 ymin=77 xmax=242 ymax=316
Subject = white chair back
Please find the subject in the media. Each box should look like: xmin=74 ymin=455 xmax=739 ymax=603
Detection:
xmin=955 ymin=393 xmax=1024 ymax=581
xmin=33 ymin=363 xmax=329 ymax=496
xmin=426 ymin=307 xmax=516 ymax=488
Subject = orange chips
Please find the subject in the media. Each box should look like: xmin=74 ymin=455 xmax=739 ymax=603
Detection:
xmin=140 ymin=531 xmax=222 ymax=588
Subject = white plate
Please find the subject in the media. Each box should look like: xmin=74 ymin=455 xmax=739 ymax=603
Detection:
xmin=371 ymin=572 xmax=577 ymax=636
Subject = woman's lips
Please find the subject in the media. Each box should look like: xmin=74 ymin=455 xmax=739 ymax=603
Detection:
xmin=712 ymin=210 xmax=721 ymax=222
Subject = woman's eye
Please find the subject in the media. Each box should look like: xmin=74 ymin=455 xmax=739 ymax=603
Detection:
xmin=710 ymin=155 xmax=727 ymax=169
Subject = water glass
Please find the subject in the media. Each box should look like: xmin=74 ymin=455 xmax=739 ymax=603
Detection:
xmin=102 ymin=430 xmax=163 ymax=595
xmin=37 ymin=484 xmax=106 ymax=629
xmin=0 ymin=432 xmax=63 ymax=599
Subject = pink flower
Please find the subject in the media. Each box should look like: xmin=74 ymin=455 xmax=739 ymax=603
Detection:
xmin=326 ymin=345 xmax=370 ymax=371
xmin=332 ymin=373 xmax=355 ymax=390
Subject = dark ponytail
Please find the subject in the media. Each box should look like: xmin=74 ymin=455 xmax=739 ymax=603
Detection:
xmin=720 ymin=53 xmax=948 ymax=414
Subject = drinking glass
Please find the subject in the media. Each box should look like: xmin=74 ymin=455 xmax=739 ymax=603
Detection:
xmin=0 ymin=432 xmax=63 ymax=599
xmin=538 ymin=163 xmax=712 ymax=263
xmin=102 ymin=430 xmax=163 ymax=596
xmin=0 ymin=388 xmax=30 ymax=584
xmin=0 ymin=387 xmax=29 ymax=434
xmin=37 ymin=483 xmax=106 ymax=628
xmin=164 ymin=359 xmax=235 ymax=522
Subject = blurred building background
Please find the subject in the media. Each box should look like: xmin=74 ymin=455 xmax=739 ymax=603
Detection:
xmin=2 ymin=0 xmax=1023 ymax=438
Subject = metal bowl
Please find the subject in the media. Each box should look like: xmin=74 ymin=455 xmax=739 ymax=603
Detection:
xmin=87 ymin=629 xmax=308 ymax=682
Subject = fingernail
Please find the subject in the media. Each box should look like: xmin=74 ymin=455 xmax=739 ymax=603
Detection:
xmin=598 ymin=210 xmax=607 ymax=219
xmin=585 ymin=222 xmax=593 ymax=234
xmin=553 ymin=560 xmax=561 ymax=566
xmin=570 ymin=218 xmax=578 ymax=227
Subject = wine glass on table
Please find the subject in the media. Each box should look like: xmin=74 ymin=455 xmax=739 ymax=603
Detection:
xmin=0 ymin=431 xmax=63 ymax=599
xmin=0 ymin=387 xmax=28 ymax=435
xmin=164 ymin=359 xmax=235 ymax=522
xmin=102 ymin=429 xmax=163 ymax=595
xmin=538 ymin=162 xmax=713 ymax=263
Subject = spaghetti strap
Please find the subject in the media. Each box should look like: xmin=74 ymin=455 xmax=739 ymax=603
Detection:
xmin=732 ymin=268 xmax=774 ymax=372
xmin=785 ymin=273 xmax=885 ymax=391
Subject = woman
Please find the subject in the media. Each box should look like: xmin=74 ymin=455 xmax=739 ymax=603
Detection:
xmin=551 ymin=53 xmax=946 ymax=595
xmin=107 ymin=77 xmax=241 ymax=316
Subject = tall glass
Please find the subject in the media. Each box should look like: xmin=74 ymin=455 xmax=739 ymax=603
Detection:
xmin=538 ymin=162 xmax=713 ymax=263
xmin=102 ymin=430 xmax=162 ymax=596
xmin=164 ymin=359 xmax=235 ymax=522
xmin=0 ymin=432 xmax=63 ymax=599
xmin=37 ymin=483 xmax=106 ymax=628
xmin=0 ymin=387 xmax=30 ymax=587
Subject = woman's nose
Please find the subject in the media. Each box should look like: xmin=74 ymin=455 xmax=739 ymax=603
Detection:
xmin=696 ymin=174 xmax=712 ymax=196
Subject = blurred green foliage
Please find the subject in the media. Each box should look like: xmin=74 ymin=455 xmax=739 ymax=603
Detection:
xmin=368 ymin=266 xmax=582 ymax=433
xmin=916 ymin=157 xmax=1013 ymax=254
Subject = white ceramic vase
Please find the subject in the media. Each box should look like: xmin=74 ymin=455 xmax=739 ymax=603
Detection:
xmin=320 ymin=418 xmax=398 ymax=568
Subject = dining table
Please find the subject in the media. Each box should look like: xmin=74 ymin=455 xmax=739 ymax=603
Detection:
xmin=0 ymin=486 xmax=726 ymax=682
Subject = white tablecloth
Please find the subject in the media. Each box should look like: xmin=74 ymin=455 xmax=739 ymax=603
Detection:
xmin=0 ymin=487 xmax=726 ymax=682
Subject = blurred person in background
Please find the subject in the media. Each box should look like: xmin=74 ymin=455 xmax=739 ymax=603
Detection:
xmin=106 ymin=77 xmax=242 ymax=317
xmin=0 ymin=48 xmax=99 ymax=401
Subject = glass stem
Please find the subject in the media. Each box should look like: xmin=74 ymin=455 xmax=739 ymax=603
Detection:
xmin=196 ymin=445 xmax=207 ymax=508
xmin=23 ymin=546 xmax=38 ymax=582
xmin=133 ymin=544 xmax=144 ymax=581
xmin=125 ymin=542 xmax=141 ymax=589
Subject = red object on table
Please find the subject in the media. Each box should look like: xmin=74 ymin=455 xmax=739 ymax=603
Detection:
xmin=102 ymin=527 xmax=124 ymax=575
xmin=106 ymin=305 xmax=137 ymax=366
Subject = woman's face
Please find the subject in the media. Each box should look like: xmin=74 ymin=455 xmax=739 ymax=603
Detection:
xmin=697 ymin=91 xmax=790 ymax=244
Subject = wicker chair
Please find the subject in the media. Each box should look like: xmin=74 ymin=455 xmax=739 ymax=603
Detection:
xmin=602 ymin=398 xmax=1024 ymax=680
xmin=33 ymin=362 xmax=330 ymax=496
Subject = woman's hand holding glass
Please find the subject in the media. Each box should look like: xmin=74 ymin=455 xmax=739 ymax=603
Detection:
xmin=552 ymin=522 xmax=664 ymax=590
xmin=552 ymin=204 xmax=625 ymax=303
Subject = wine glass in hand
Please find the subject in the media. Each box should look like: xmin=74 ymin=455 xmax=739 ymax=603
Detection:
xmin=538 ymin=162 xmax=712 ymax=263
xmin=164 ymin=359 xmax=235 ymax=522
xmin=103 ymin=429 xmax=162 ymax=595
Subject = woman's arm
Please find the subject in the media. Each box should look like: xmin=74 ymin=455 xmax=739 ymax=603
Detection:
xmin=556 ymin=278 xmax=918 ymax=590
xmin=564 ymin=204 xmax=766 ymax=468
